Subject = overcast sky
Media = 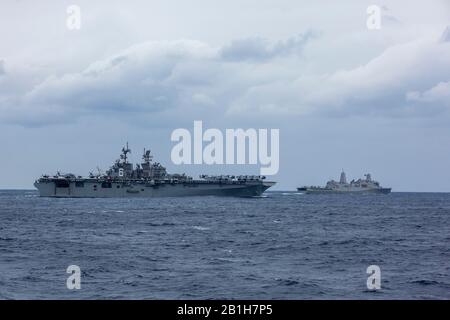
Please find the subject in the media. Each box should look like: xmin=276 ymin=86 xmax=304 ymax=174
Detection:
xmin=1 ymin=0 xmax=450 ymax=191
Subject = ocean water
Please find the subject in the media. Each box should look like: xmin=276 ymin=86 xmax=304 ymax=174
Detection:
xmin=0 ymin=190 xmax=449 ymax=300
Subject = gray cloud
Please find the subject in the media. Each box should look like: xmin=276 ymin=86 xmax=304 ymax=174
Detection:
xmin=228 ymin=28 xmax=450 ymax=118
xmin=0 ymin=40 xmax=216 ymax=126
xmin=0 ymin=60 xmax=5 ymax=75
xmin=407 ymin=81 xmax=450 ymax=105
xmin=0 ymin=35 xmax=317 ymax=126
xmin=1 ymin=27 xmax=450 ymax=127
xmin=220 ymin=31 xmax=318 ymax=62
xmin=381 ymin=5 xmax=403 ymax=26
xmin=441 ymin=26 xmax=450 ymax=43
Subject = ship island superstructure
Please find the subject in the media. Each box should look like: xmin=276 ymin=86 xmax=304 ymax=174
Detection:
xmin=34 ymin=143 xmax=275 ymax=197
xmin=297 ymin=170 xmax=391 ymax=194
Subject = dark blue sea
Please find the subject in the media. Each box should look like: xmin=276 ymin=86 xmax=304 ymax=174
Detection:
xmin=0 ymin=190 xmax=449 ymax=299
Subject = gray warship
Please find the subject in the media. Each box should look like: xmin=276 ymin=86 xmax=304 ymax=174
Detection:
xmin=34 ymin=143 xmax=276 ymax=198
xmin=297 ymin=170 xmax=391 ymax=194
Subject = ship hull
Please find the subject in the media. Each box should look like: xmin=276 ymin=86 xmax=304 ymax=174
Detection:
xmin=34 ymin=180 xmax=275 ymax=198
xmin=297 ymin=187 xmax=391 ymax=194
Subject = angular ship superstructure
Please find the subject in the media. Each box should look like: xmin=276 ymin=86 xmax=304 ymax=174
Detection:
xmin=297 ymin=170 xmax=391 ymax=194
xmin=34 ymin=144 xmax=275 ymax=198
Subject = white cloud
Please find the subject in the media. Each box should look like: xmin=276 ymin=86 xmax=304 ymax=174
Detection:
xmin=0 ymin=34 xmax=317 ymax=126
xmin=0 ymin=40 xmax=217 ymax=125
xmin=407 ymin=81 xmax=450 ymax=105
xmin=1 ymin=26 xmax=450 ymax=126
xmin=229 ymin=29 xmax=450 ymax=117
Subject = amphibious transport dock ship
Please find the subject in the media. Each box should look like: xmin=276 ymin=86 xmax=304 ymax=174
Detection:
xmin=34 ymin=144 xmax=275 ymax=198
xmin=297 ymin=171 xmax=391 ymax=194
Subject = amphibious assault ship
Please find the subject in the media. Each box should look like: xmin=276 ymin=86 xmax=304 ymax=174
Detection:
xmin=297 ymin=171 xmax=391 ymax=194
xmin=34 ymin=144 xmax=275 ymax=197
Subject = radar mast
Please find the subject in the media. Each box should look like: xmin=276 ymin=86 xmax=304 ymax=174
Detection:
xmin=120 ymin=142 xmax=131 ymax=164
xmin=142 ymin=148 xmax=153 ymax=164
